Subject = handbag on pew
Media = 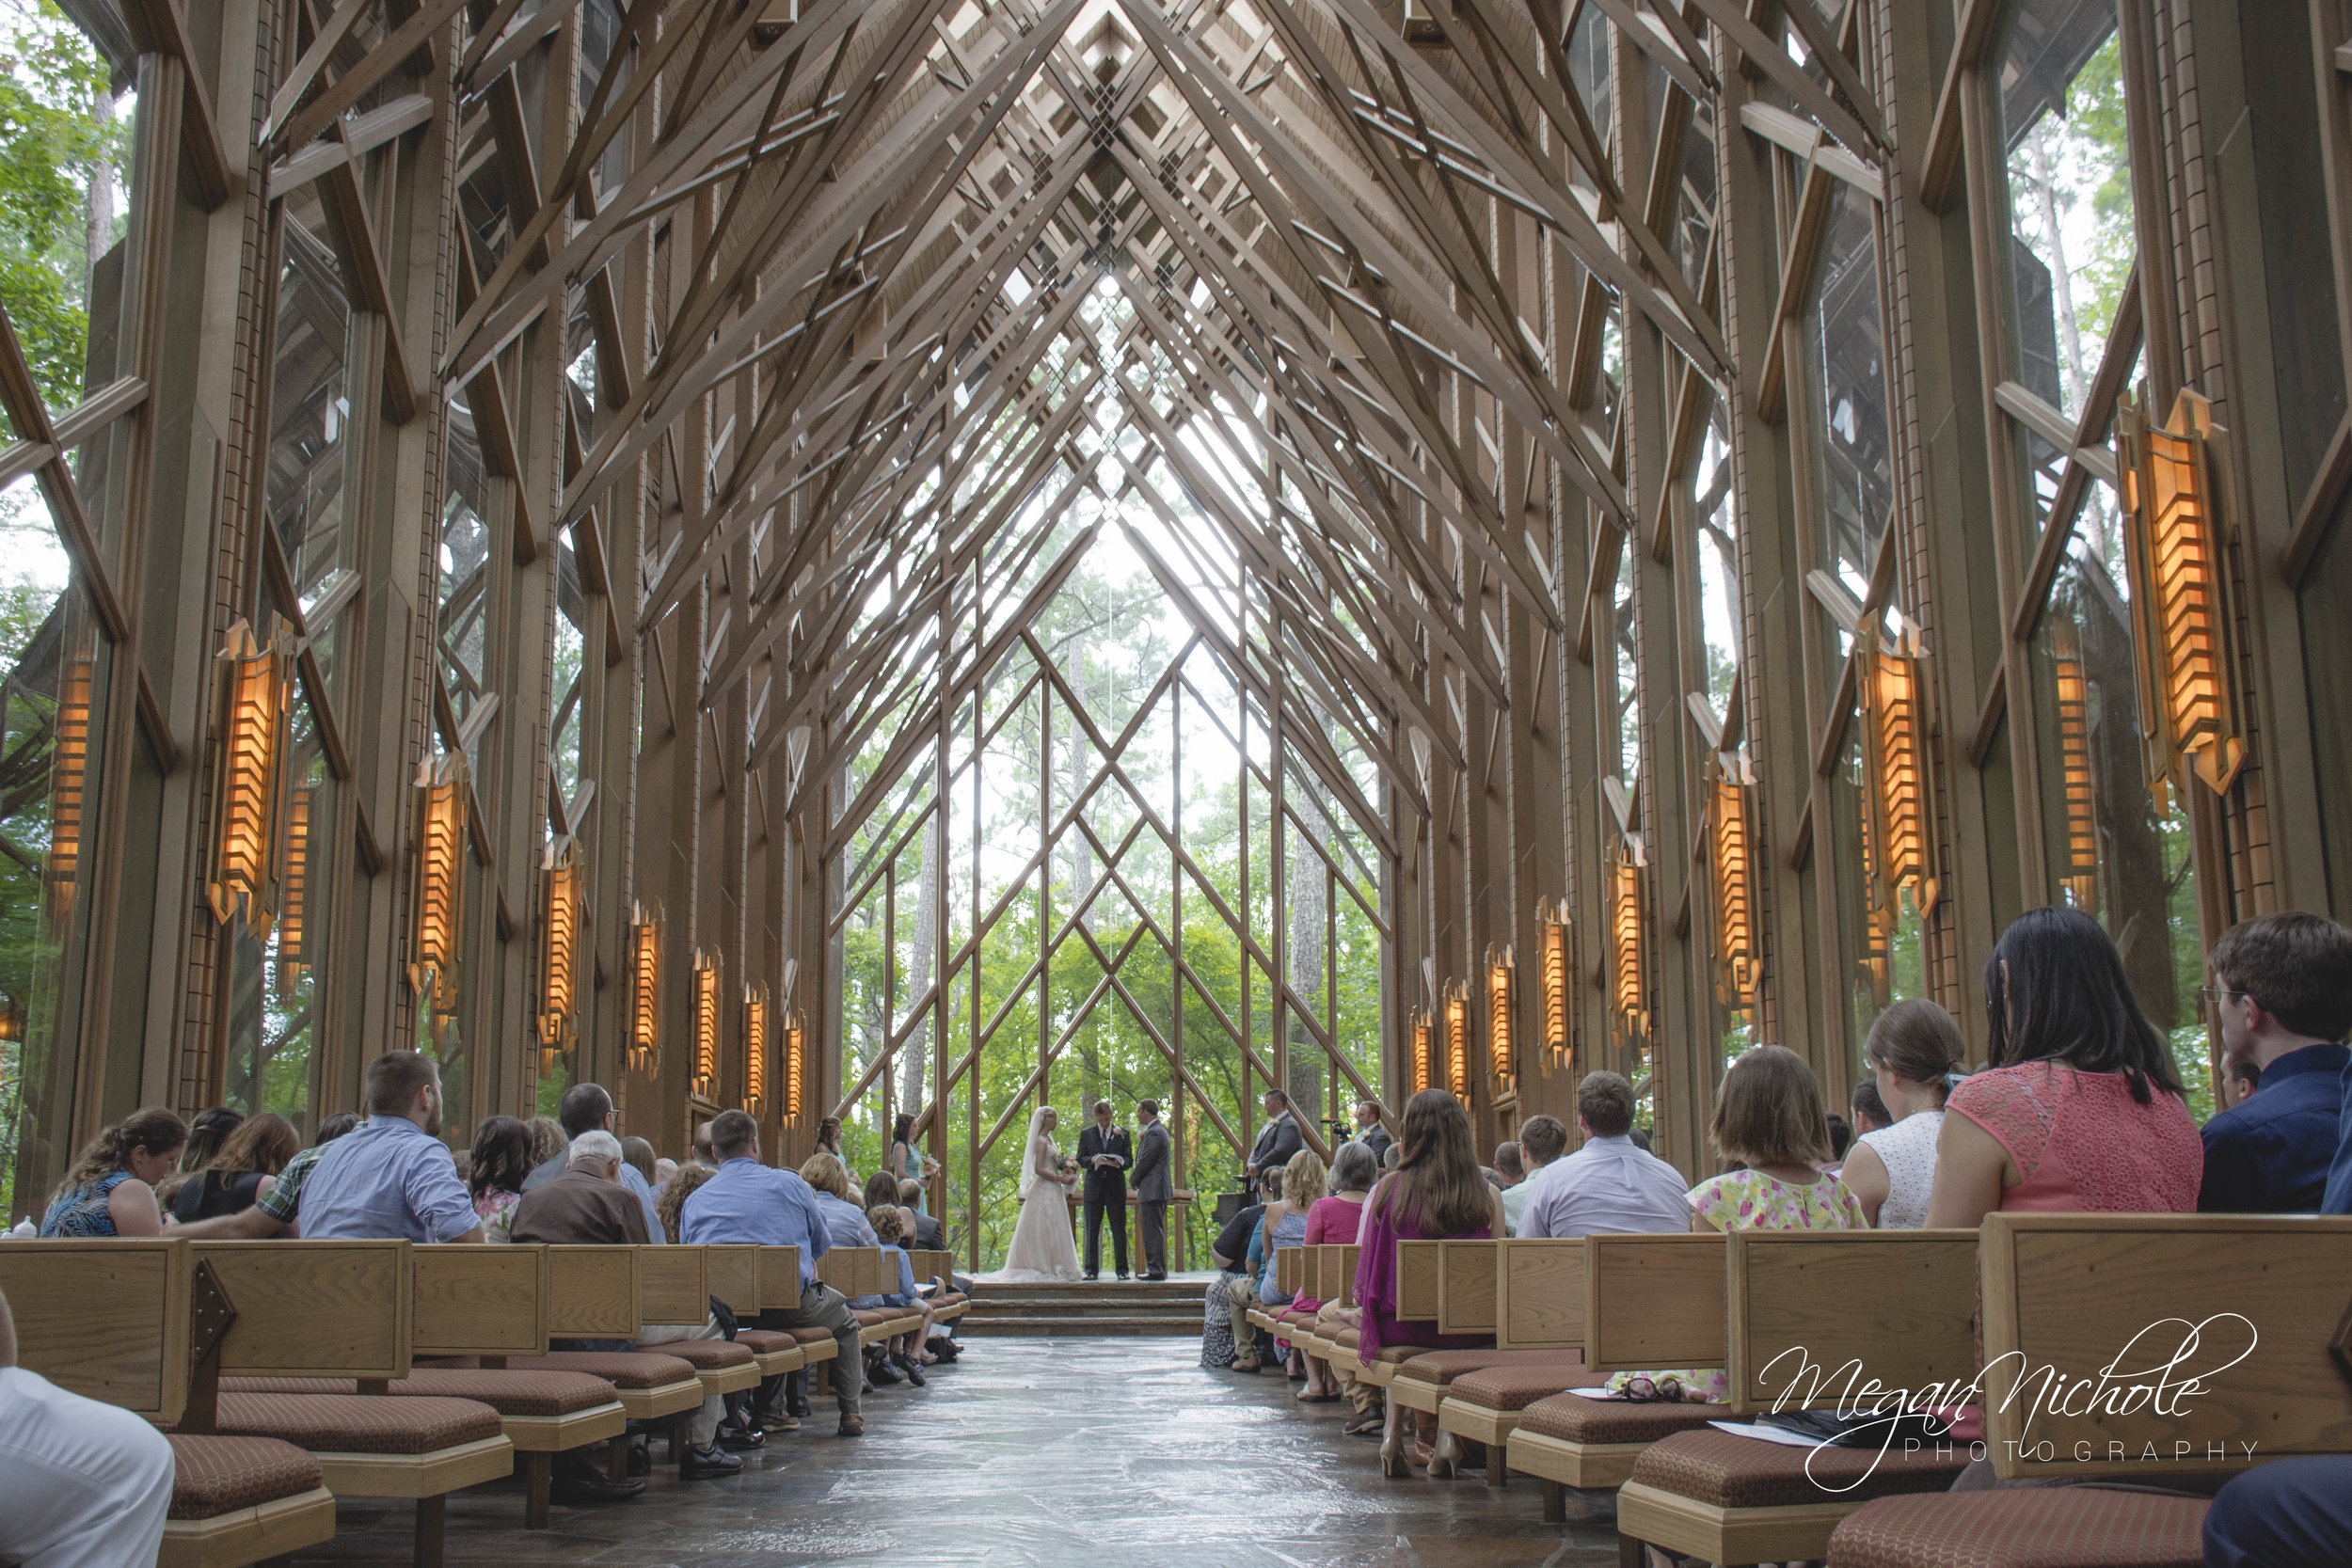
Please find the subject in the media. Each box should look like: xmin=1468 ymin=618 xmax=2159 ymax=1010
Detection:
xmin=1757 ymin=1407 xmax=1953 ymax=1448
xmin=708 ymin=1296 xmax=739 ymax=1339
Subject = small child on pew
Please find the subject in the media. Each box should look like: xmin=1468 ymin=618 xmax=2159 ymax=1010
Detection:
xmin=1605 ymin=1045 xmax=1866 ymax=1403
xmin=868 ymin=1205 xmax=935 ymax=1386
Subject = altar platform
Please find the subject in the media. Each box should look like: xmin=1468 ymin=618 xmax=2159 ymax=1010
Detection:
xmin=961 ymin=1273 xmax=1218 ymax=1338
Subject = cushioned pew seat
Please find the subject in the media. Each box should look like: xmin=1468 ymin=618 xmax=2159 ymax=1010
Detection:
xmin=1615 ymin=1427 xmax=1975 ymax=1564
xmin=781 ymin=1325 xmax=841 ymax=1364
xmin=730 ymin=1328 xmax=806 ymax=1377
xmin=1434 ymin=1355 xmax=1590 ymax=1457
xmin=161 ymin=1435 xmax=337 ymax=1568
xmin=180 ymin=1392 xmax=512 ymax=1502
xmin=1502 ymin=1389 xmax=1730 ymax=1493
xmin=223 ymin=1369 xmax=626 ymax=1453
xmin=1389 ymin=1348 xmax=1574 ymax=1413
xmin=425 ymin=1352 xmax=704 ymax=1423
xmin=1826 ymin=1488 xmax=2211 ymax=1568
xmin=644 ymin=1338 xmax=761 ymax=1395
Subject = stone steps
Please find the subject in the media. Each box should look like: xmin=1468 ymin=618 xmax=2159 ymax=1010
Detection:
xmin=957 ymin=1275 xmax=1210 ymax=1337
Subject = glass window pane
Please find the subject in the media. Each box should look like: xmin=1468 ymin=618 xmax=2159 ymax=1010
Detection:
xmin=1802 ymin=182 xmax=1893 ymax=594
xmin=268 ymin=209 xmax=356 ymax=605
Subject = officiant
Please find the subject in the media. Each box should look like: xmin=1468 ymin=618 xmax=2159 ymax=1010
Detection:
xmin=1076 ymin=1100 xmax=1133 ymax=1281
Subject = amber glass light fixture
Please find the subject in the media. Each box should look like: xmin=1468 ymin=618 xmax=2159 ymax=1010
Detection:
xmin=1536 ymin=898 xmax=1569 ymax=1069
xmin=1410 ymin=1006 xmax=1433 ymax=1094
xmin=783 ymin=1009 xmax=806 ymax=1117
xmin=1442 ymin=980 xmax=1470 ymax=1103
xmin=691 ymin=949 xmax=722 ymax=1101
xmin=406 ymin=752 xmax=468 ymax=1021
xmin=628 ymin=902 xmax=661 ymax=1070
xmin=1708 ymin=756 xmax=1756 ymax=1006
xmin=539 ymin=837 xmax=581 ymax=1069
xmin=208 ymin=618 xmax=293 ymax=933
xmin=2050 ymin=622 xmax=2100 ymax=912
xmin=2117 ymin=389 xmax=2243 ymax=800
xmin=1486 ymin=945 xmax=1515 ymax=1090
xmin=278 ymin=784 xmax=313 ymax=998
xmin=743 ymin=984 xmax=770 ymax=1118
xmin=1863 ymin=639 xmax=1938 ymax=917
xmin=1609 ymin=845 xmax=1648 ymax=1037
xmin=0 ymin=990 xmax=20 ymax=1044
xmin=46 ymin=649 xmax=92 ymax=922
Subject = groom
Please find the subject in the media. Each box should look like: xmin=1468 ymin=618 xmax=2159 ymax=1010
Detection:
xmin=1076 ymin=1100 xmax=1132 ymax=1281
xmin=1132 ymin=1099 xmax=1171 ymax=1281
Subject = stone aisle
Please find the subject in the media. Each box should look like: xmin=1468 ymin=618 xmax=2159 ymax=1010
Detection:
xmin=301 ymin=1338 xmax=1623 ymax=1565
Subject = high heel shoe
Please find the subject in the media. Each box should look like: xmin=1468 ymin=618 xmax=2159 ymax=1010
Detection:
xmin=1425 ymin=1431 xmax=1458 ymax=1479
xmin=1378 ymin=1431 xmax=1411 ymax=1479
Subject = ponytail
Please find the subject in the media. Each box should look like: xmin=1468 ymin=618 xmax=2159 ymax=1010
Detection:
xmin=54 ymin=1106 xmax=187 ymax=1202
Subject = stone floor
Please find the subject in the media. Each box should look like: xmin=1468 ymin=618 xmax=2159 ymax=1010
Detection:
xmin=299 ymin=1338 xmax=1625 ymax=1565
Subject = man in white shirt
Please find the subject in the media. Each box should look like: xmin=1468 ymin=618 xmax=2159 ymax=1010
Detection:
xmin=1501 ymin=1115 xmax=1568 ymax=1234
xmin=0 ymin=1283 xmax=175 ymax=1567
xmin=1516 ymin=1071 xmax=1691 ymax=1239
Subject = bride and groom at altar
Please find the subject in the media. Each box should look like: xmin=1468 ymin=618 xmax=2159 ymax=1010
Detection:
xmin=984 ymin=1098 xmax=1172 ymax=1283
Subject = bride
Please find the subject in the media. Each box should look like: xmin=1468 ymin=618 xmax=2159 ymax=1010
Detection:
xmin=983 ymin=1105 xmax=1084 ymax=1282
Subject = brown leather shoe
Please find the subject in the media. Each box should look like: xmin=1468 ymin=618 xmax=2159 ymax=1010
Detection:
xmin=837 ymin=1411 xmax=866 ymax=1437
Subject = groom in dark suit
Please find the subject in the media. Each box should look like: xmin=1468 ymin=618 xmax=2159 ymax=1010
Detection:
xmin=1076 ymin=1100 xmax=1132 ymax=1280
xmin=1132 ymin=1099 xmax=1172 ymax=1280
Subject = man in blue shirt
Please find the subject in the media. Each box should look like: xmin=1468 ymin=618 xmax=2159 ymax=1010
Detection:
xmin=296 ymin=1053 xmax=483 ymax=1243
xmin=681 ymin=1110 xmax=865 ymax=1435
xmin=2201 ymin=913 xmax=2352 ymax=1212
xmin=521 ymin=1083 xmax=662 ymax=1243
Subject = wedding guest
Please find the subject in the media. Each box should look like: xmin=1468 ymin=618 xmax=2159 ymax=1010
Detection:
xmin=0 ymin=1284 xmax=175 ymax=1566
xmin=172 ymin=1113 xmax=298 ymax=1223
xmin=298 ymin=1053 xmax=483 ymax=1243
xmin=867 ymin=1205 xmax=933 ymax=1385
xmin=864 ymin=1168 xmax=904 ymax=1214
xmin=39 ymin=1107 xmax=185 ymax=1237
xmin=158 ymin=1107 xmax=242 ymax=1212
xmin=1219 ymin=1169 xmax=1286 ymax=1371
xmin=899 ymin=1180 xmax=947 ymax=1249
xmin=2202 ymin=1455 xmax=2352 ymax=1565
xmin=1295 ymin=1141 xmax=1377 ymax=1416
xmin=1341 ymin=1088 xmax=1504 ymax=1475
xmin=2225 ymin=1057 xmax=2261 ymax=1109
xmin=1492 ymin=1142 xmax=1524 ymax=1191
xmin=1243 ymin=1089 xmax=1304 ymax=1200
xmin=1928 ymin=908 xmax=2202 ymax=1229
xmin=1841 ymin=999 xmax=1963 ymax=1227
xmin=2198 ymin=912 xmax=2352 ymax=1212
xmin=467 ymin=1115 xmax=534 ymax=1243
xmin=168 ymin=1110 xmax=359 ymax=1240
xmin=801 ymin=1153 xmax=880 ymax=1245
xmin=521 ymin=1085 xmax=663 ymax=1243
xmin=1601 ymin=1045 xmax=1866 ymax=1405
xmin=1502 ymin=1115 xmax=1567 ymax=1236
xmin=656 ymin=1164 xmax=717 ymax=1243
xmin=1201 ymin=1186 xmax=1269 ymax=1370
xmin=1516 ymin=1073 xmax=1688 ymax=1240
xmin=1823 ymin=1114 xmax=1852 ymax=1171
xmin=693 ymin=1121 xmax=717 ymax=1166
xmin=528 ymin=1116 xmax=567 ymax=1169
xmin=1352 ymin=1100 xmax=1394 ymax=1163
xmin=1851 ymin=1077 xmax=1892 ymax=1135
xmin=654 ymin=1156 xmax=680 ymax=1189
xmin=1248 ymin=1148 xmax=1323 ymax=1378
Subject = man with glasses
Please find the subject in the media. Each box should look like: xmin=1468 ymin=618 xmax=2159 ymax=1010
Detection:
xmin=2198 ymin=914 xmax=2352 ymax=1213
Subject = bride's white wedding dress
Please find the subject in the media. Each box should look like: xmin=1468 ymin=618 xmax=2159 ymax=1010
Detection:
xmin=982 ymin=1114 xmax=1084 ymax=1283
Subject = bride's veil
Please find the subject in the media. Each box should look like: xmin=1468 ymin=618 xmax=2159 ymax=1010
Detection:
xmin=1016 ymin=1104 xmax=1054 ymax=1200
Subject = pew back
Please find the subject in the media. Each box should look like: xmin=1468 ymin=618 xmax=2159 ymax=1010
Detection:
xmin=705 ymin=1245 xmax=758 ymax=1316
xmin=818 ymin=1246 xmax=885 ymax=1298
xmin=1435 ymin=1240 xmax=1499 ymax=1335
xmin=1396 ymin=1240 xmax=1440 ymax=1321
xmin=1494 ymin=1239 xmax=1585 ymax=1351
xmin=0 ymin=1239 xmax=191 ymax=1423
xmin=755 ymin=1245 xmax=803 ymax=1310
xmin=1581 ymin=1232 xmax=1724 ymax=1373
xmin=412 ymin=1243 xmax=549 ymax=1357
xmin=640 ymin=1245 xmax=708 ymax=1325
xmin=906 ymin=1249 xmax=954 ymax=1283
xmin=1724 ymin=1229 xmax=1976 ymax=1414
xmin=192 ymin=1240 xmax=411 ymax=1379
xmin=1277 ymin=1245 xmax=1303 ymax=1296
xmin=1981 ymin=1213 xmax=2352 ymax=1480
xmin=546 ymin=1244 xmax=641 ymax=1338
xmin=1306 ymin=1243 xmax=1358 ymax=1307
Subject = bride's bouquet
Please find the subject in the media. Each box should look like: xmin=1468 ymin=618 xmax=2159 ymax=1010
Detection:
xmin=1057 ymin=1153 xmax=1079 ymax=1179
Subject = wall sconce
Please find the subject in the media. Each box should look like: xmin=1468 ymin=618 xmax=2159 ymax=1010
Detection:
xmin=628 ymin=902 xmax=660 ymax=1071
xmin=691 ymin=948 xmax=721 ymax=1101
xmin=1486 ymin=945 xmax=1515 ymax=1091
xmin=1708 ymin=754 xmax=1756 ymax=1006
xmin=2050 ymin=622 xmax=2100 ymax=913
xmin=1536 ymin=898 xmax=1569 ymax=1069
xmin=1442 ymin=979 xmax=1470 ymax=1104
xmin=1609 ymin=844 xmax=1648 ymax=1038
xmin=278 ymin=784 xmax=313 ymax=998
xmin=208 ymin=618 xmax=293 ymax=934
xmin=743 ymin=984 xmax=770 ymax=1118
xmin=539 ymin=837 xmax=580 ymax=1069
xmin=46 ymin=649 xmax=92 ymax=923
xmin=784 ymin=1009 xmax=805 ymax=1117
xmin=406 ymin=752 xmax=468 ymax=1021
xmin=2118 ymin=389 xmax=2243 ymax=801
xmin=1410 ymin=1006 xmax=1433 ymax=1095
xmin=1864 ymin=639 xmax=1938 ymax=918
xmin=0 ymin=990 xmax=20 ymax=1044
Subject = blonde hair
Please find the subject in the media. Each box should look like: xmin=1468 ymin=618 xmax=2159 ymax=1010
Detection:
xmin=868 ymin=1203 xmax=906 ymax=1243
xmin=799 ymin=1152 xmax=852 ymax=1200
xmin=1282 ymin=1148 xmax=1326 ymax=1209
xmin=1710 ymin=1045 xmax=1833 ymax=1167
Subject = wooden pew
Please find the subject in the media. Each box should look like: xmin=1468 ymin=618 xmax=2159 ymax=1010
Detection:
xmin=755 ymin=1244 xmax=837 ymax=1371
xmin=1614 ymin=1230 xmax=1978 ymax=1564
xmin=1430 ymin=1240 xmax=1593 ymax=1484
xmin=1826 ymin=1215 xmax=2352 ymax=1565
xmin=818 ymin=1246 xmax=923 ymax=1345
xmin=638 ymin=1244 xmax=762 ymax=1397
xmin=1503 ymin=1231 xmax=1728 ymax=1497
xmin=531 ymin=1244 xmax=707 ymax=1477
xmin=1355 ymin=1238 xmax=1445 ymax=1390
xmin=905 ymin=1248 xmax=968 ymax=1323
xmin=189 ymin=1240 xmax=514 ymax=1566
xmin=706 ymin=1243 xmax=805 ymax=1380
xmin=0 ymin=1240 xmax=340 ymax=1568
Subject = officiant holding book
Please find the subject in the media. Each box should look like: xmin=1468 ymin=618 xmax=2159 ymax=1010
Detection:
xmin=1076 ymin=1101 xmax=1132 ymax=1280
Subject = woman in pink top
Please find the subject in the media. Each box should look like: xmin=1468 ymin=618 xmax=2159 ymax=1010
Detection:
xmin=1292 ymin=1139 xmax=1379 ymax=1405
xmin=1928 ymin=907 xmax=2203 ymax=1229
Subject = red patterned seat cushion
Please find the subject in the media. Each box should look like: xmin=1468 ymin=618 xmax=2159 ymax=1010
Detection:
xmin=1630 ymin=1428 xmax=1972 ymax=1509
xmin=223 ymin=1369 xmax=615 ymax=1418
xmin=1391 ymin=1348 xmax=1564 ymax=1387
xmin=1445 ymin=1358 xmax=1589 ymax=1411
xmin=641 ymin=1339 xmax=755 ymax=1370
xmin=733 ymin=1330 xmax=796 ymax=1354
xmin=1827 ymin=1489 xmax=2210 ymax=1568
xmin=166 ymin=1436 xmax=322 ymax=1520
xmin=207 ymin=1393 xmax=501 ymax=1454
xmin=786 ymin=1326 xmax=838 ymax=1345
xmin=428 ymin=1352 xmax=696 ymax=1389
xmin=1515 ymin=1391 xmax=1730 ymax=1445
